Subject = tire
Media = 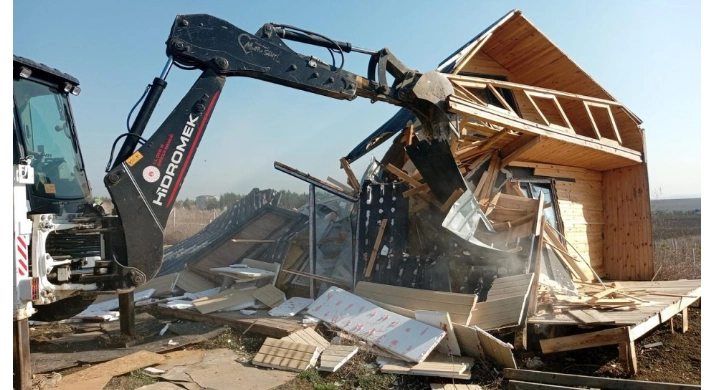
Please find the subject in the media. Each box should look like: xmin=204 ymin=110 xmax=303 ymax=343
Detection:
xmin=31 ymin=295 xmax=97 ymax=322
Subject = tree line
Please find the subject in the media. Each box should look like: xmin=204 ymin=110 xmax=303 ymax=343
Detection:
xmin=95 ymin=189 xmax=311 ymax=211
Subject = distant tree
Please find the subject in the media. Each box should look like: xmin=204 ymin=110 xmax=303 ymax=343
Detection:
xmin=204 ymin=197 xmax=221 ymax=210
xmin=220 ymin=192 xmax=242 ymax=209
xmin=277 ymin=190 xmax=309 ymax=210
xmin=183 ymin=198 xmax=195 ymax=210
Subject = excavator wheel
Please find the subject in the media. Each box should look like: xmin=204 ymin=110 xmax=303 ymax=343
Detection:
xmin=31 ymin=295 xmax=97 ymax=322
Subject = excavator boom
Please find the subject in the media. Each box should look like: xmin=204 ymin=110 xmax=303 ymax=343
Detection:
xmin=104 ymin=13 xmax=454 ymax=288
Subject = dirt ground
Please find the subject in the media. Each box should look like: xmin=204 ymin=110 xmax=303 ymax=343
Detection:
xmin=522 ymin=303 xmax=701 ymax=387
xmin=27 ymin=302 xmax=700 ymax=389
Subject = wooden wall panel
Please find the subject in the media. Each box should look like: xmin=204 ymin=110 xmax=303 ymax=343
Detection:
xmin=601 ymin=163 xmax=654 ymax=280
xmin=555 ymin=177 xmax=605 ymax=280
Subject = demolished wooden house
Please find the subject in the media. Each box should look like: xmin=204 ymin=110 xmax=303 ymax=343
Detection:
xmin=338 ymin=9 xmax=700 ymax=375
xmin=107 ymin=9 xmax=699 ymax=382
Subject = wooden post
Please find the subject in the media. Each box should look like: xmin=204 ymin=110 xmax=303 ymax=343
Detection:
xmin=308 ymin=184 xmax=317 ymax=299
xmin=514 ymin=324 xmax=528 ymax=350
xmin=119 ymin=291 xmax=136 ymax=337
xmin=681 ymin=308 xmax=689 ymax=333
xmin=13 ymin=317 xmax=31 ymax=390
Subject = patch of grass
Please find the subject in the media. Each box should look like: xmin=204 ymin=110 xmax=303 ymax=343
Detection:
xmin=103 ymin=369 xmax=157 ymax=390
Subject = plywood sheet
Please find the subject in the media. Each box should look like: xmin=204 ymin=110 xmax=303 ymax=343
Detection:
xmin=269 ymin=297 xmax=314 ymax=317
xmin=474 ymin=326 xmax=517 ymax=369
xmin=469 ymin=274 xmax=533 ymax=330
xmin=252 ymin=338 xmax=320 ymax=371
xmin=281 ymin=327 xmax=330 ymax=350
xmin=176 ymin=268 xmax=215 ymax=293
xmin=59 ymin=350 xmax=165 ymax=386
xmin=192 ymin=288 xmax=256 ymax=314
xmin=355 ymin=282 xmax=477 ymax=325
xmin=251 ymin=285 xmax=287 ymax=308
xmin=414 ymin=310 xmax=461 ymax=356
xmin=318 ymin=345 xmax=359 ymax=372
xmin=307 ymin=286 xmax=446 ymax=363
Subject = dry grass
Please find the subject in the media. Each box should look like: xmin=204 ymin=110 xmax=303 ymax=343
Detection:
xmin=163 ymin=207 xmax=225 ymax=245
xmin=652 ymin=214 xmax=701 ymax=280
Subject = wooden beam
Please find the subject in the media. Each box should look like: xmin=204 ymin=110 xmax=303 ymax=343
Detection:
xmin=403 ymin=184 xmax=430 ymax=198
xmin=503 ymin=369 xmax=701 ymax=390
xmin=479 ymin=130 xmax=516 ymax=153
xmin=488 ymin=83 xmax=516 ymax=115
xmin=452 ymin=32 xmax=493 ymax=74
xmin=446 ymin=75 xmax=628 ymax=109
xmin=447 ymin=96 xmax=643 ymax=163
xmin=339 ymin=157 xmax=361 ymax=193
xmin=507 ymin=380 xmax=578 ymax=390
xmin=500 ymin=136 xmax=544 ymax=168
xmin=440 ymin=188 xmax=465 ymax=212
xmin=365 ymin=219 xmax=388 ymax=278
xmin=385 ymin=163 xmax=422 ymax=187
xmin=539 ymin=326 xmax=630 ymax=354
xmin=524 ymin=90 xmax=550 ymax=126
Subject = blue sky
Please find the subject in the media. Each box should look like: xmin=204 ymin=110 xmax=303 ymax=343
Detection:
xmin=12 ymin=1 xmax=701 ymax=199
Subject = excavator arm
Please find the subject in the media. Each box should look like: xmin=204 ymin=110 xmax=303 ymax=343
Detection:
xmin=104 ymin=14 xmax=454 ymax=288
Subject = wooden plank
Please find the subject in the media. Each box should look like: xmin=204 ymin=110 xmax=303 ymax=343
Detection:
xmin=500 ymin=135 xmax=544 ymax=167
xmin=539 ymin=326 xmax=629 ymax=354
xmin=452 ymin=324 xmax=483 ymax=358
xmin=507 ymin=379 xmax=590 ymax=390
xmin=475 ymin=326 xmax=516 ymax=368
xmin=339 ymin=157 xmax=360 ymax=193
xmin=431 ymin=384 xmax=487 ymax=390
xmin=365 ymin=218 xmax=388 ymax=277
xmin=251 ymin=285 xmax=286 ymax=308
xmin=534 ymin=167 xmax=602 ymax=182
xmin=354 ymin=282 xmax=478 ymax=325
xmin=473 ymin=170 xmax=489 ymax=198
xmin=59 ymin=351 xmax=165 ymax=386
xmin=380 ymin=353 xmax=474 ymax=379
xmin=151 ymin=306 xmax=305 ymax=338
xmin=192 ymin=288 xmax=256 ymax=314
xmin=403 ymin=184 xmax=430 ymax=198
xmin=307 ymin=286 xmax=446 ymax=363
xmin=446 ymin=75 xmax=627 ymax=108
xmin=318 ymin=345 xmax=359 ymax=372
xmin=479 ymin=151 xmax=501 ymax=202
xmin=281 ymin=327 xmax=330 ymax=350
xmin=447 ymin=96 xmax=643 ymax=163
xmin=414 ymin=311 xmax=461 ymax=356
xmin=440 ymin=188 xmax=465 ymax=212
xmin=385 ymin=163 xmax=422 ymax=187
xmin=252 ymin=337 xmax=320 ymax=372
xmin=503 ymin=368 xmax=702 ymax=390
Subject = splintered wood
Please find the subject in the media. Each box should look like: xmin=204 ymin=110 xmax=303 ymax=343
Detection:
xmin=252 ymin=338 xmax=321 ymax=372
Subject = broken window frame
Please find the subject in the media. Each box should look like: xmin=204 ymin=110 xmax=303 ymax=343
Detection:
xmin=510 ymin=178 xmax=564 ymax=237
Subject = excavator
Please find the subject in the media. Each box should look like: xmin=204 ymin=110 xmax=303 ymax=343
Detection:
xmin=13 ymin=13 xmax=455 ymax=388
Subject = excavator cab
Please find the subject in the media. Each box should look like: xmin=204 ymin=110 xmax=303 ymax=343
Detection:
xmin=13 ymin=56 xmax=105 ymax=321
xmin=13 ymin=56 xmax=93 ymax=214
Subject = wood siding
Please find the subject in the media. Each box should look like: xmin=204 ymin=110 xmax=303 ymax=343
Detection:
xmin=554 ymin=175 xmax=605 ymax=280
xmin=602 ymin=163 xmax=654 ymax=280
